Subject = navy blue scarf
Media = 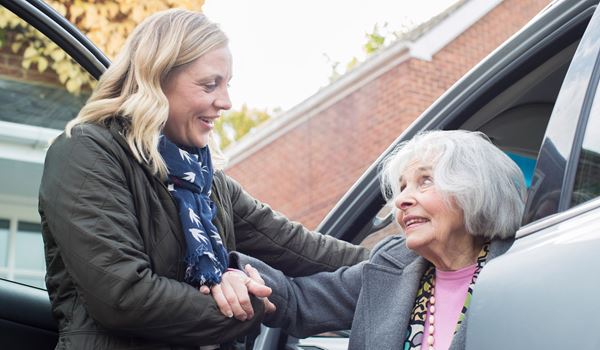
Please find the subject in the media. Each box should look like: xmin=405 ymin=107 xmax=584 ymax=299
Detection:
xmin=158 ymin=136 xmax=228 ymax=287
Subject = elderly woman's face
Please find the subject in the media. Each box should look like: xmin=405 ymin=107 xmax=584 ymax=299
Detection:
xmin=162 ymin=46 xmax=232 ymax=148
xmin=395 ymin=160 xmax=468 ymax=252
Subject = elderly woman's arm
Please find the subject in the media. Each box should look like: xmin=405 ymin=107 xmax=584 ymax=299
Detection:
xmin=229 ymin=252 xmax=365 ymax=338
xmin=221 ymin=172 xmax=369 ymax=276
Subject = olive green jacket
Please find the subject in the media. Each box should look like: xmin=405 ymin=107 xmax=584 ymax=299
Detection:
xmin=39 ymin=119 xmax=369 ymax=350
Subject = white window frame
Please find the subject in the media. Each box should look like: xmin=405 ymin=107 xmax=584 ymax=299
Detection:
xmin=0 ymin=194 xmax=45 ymax=287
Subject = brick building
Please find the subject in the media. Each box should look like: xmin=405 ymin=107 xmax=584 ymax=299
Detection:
xmin=224 ymin=0 xmax=551 ymax=230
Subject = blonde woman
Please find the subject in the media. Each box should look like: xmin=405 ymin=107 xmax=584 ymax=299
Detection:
xmin=39 ymin=9 xmax=367 ymax=350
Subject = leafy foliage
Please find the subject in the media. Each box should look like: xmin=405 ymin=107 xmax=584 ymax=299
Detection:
xmin=214 ymin=105 xmax=272 ymax=150
xmin=0 ymin=1 xmax=269 ymax=147
xmin=0 ymin=0 xmax=204 ymax=94
xmin=328 ymin=21 xmax=416 ymax=82
xmin=362 ymin=23 xmax=387 ymax=55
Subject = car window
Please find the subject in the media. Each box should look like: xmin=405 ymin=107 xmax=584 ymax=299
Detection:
xmin=0 ymin=219 xmax=8 ymax=276
xmin=506 ymin=152 xmax=536 ymax=188
xmin=0 ymin=6 xmax=91 ymax=288
xmin=569 ymin=79 xmax=600 ymax=207
xmin=358 ymin=205 xmax=397 ymax=248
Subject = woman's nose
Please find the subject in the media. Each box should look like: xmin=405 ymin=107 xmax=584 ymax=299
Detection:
xmin=215 ymin=89 xmax=232 ymax=111
xmin=395 ymin=191 xmax=415 ymax=211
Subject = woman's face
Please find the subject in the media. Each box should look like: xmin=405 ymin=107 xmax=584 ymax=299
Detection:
xmin=162 ymin=46 xmax=232 ymax=148
xmin=394 ymin=160 xmax=469 ymax=253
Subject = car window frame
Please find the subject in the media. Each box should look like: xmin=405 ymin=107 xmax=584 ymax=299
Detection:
xmin=0 ymin=1 xmax=106 ymax=347
xmin=563 ymin=55 xmax=600 ymax=210
xmin=521 ymin=3 xmax=600 ymax=229
xmin=517 ymin=43 xmax=600 ymax=237
xmin=0 ymin=0 xmax=109 ymax=79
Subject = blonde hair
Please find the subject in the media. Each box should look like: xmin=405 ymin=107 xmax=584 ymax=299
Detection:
xmin=66 ymin=9 xmax=228 ymax=177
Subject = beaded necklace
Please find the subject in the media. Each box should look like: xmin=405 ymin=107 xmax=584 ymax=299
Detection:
xmin=403 ymin=242 xmax=489 ymax=350
xmin=425 ymin=282 xmax=436 ymax=350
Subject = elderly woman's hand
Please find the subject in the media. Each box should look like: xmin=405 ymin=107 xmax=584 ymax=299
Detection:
xmin=244 ymin=264 xmax=276 ymax=314
xmin=200 ymin=265 xmax=275 ymax=320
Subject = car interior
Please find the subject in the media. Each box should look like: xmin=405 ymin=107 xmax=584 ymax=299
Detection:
xmin=464 ymin=41 xmax=579 ymax=163
xmin=0 ymin=278 xmax=57 ymax=348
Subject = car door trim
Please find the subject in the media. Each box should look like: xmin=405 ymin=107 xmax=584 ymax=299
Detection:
xmin=559 ymin=41 xmax=600 ymax=210
xmin=517 ymin=196 xmax=600 ymax=238
xmin=0 ymin=0 xmax=109 ymax=78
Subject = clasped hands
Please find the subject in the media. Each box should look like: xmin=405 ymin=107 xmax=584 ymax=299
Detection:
xmin=200 ymin=264 xmax=276 ymax=321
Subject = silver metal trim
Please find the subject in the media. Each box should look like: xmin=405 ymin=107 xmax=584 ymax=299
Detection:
xmin=517 ymin=196 xmax=600 ymax=238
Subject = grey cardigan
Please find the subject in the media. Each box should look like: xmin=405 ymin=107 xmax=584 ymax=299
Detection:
xmin=234 ymin=235 xmax=513 ymax=350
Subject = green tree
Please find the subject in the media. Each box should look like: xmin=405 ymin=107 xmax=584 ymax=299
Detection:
xmin=214 ymin=105 xmax=272 ymax=150
xmin=363 ymin=23 xmax=387 ymax=55
xmin=0 ymin=0 xmax=204 ymax=94
xmin=328 ymin=21 xmax=416 ymax=82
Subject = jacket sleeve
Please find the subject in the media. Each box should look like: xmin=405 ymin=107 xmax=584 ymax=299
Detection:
xmin=223 ymin=173 xmax=370 ymax=276
xmin=231 ymin=252 xmax=363 ymax=338
xmin=39 ymin=130 xmax=264 ymax=345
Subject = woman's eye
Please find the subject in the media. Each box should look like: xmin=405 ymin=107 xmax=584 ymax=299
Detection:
xmin=421 ymin=176 xmax=433 ymax=187
xmin=204 ymin=83 xmax=218 ymax=92
xmin=419 ymin=176 xmax=433 ymax=188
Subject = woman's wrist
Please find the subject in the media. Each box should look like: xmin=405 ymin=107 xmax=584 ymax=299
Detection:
xmin=226 ymin=267 xmax=247 ymax=275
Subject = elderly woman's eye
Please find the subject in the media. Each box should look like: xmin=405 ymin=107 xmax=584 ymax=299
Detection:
xmin=421 ymin=176 xmax=433 ymax=186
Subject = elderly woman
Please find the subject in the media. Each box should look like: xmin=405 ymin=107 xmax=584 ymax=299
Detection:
xmin=227 ymin=130 xmax=526 ymax=350
xmin=38 ymin=9 xmax=367 ymax=350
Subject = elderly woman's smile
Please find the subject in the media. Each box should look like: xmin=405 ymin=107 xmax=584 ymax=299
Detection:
xmin=402 ymin=215 xmax=430 ymax=230
xmin=395 ymin=160 xmax=473 ymax=270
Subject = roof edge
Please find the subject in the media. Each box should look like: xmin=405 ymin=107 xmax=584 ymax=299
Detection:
xmin=224 ymin=0 xmax=504 ymax=166
xmin=0 ymin=121 xmax=61 ymax=163
xmin=409 ymin=0 xmax=503 ymax=60
xmin=225 ymin=42 xmax=412 ymax=167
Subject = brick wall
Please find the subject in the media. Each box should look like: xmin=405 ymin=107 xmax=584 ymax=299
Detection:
xmin=225 ymin=0 xmax=551 ymax=230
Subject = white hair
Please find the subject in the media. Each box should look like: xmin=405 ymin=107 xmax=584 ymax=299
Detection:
xmin=380 ymin=130 xmax=526 ymax=240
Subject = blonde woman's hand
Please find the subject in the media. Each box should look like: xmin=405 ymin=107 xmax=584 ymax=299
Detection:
xmin=200 ymin=268 xmax=272 ymax=320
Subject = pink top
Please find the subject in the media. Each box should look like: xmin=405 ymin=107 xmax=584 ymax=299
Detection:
xmin=421 ymin=264 xmax=477 ymax=350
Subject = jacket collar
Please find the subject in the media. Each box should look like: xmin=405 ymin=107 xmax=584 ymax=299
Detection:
xmin=373 ymin=236 xmax=513 ymax=269
xmin=353 ymin=237 xmax=513 ymax=350
xmin=358 ymin=253 xmax=428 ymax=349
xmin=107 ymin=118 xmax=157 ymax=175
xmin=107 ymin=118 xmax=187 ymax=260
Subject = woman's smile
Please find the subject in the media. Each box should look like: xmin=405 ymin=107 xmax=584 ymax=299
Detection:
xmin=162 ymin=46 xmax=232 ymax=149
xmin=402 ymin=215 xmax=430 ymax=232
xmin=198 ymin=116 xmax=216 ymax=128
